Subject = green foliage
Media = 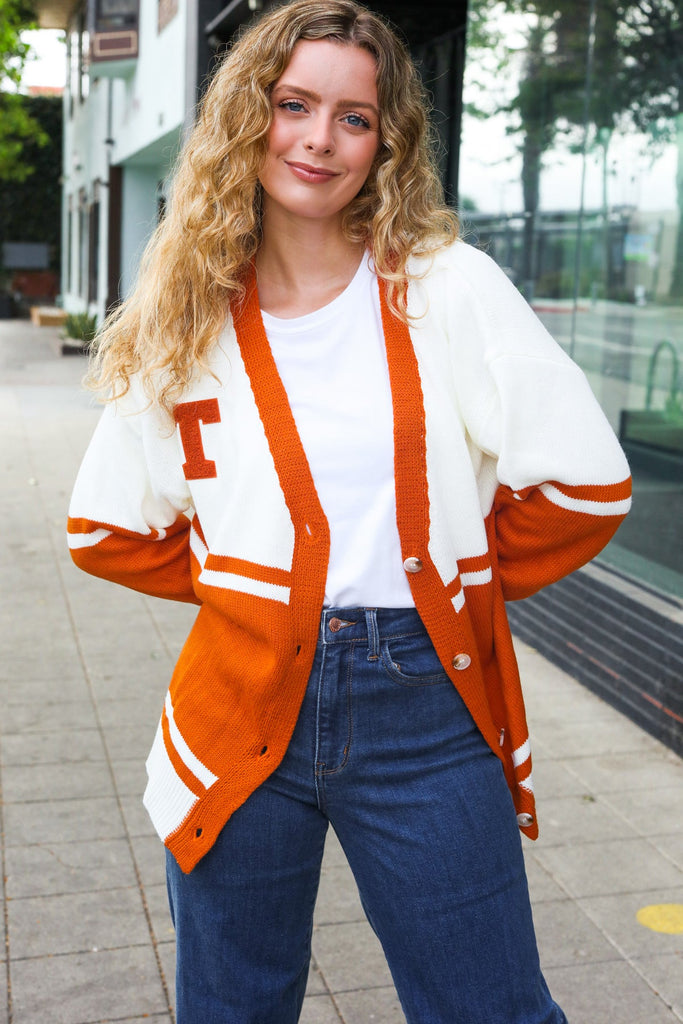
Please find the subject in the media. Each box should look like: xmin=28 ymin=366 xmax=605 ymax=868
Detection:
xmin=63 ymin=311 xmax=98 ymax=344
xmin=0 ymin=91 xmax=47 ymax=182
xmin=0 ymin=0 xmax=36 ymax=90
xmin=0 ymin=94 xmax=61 ymax=267
xmin=0 ymin=1 xmax=48 ymax=184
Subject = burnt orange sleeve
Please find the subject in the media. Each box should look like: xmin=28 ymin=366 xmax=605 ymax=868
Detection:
xmin=491 ymin=477 xmax=632 ymax=601
xmin=67 ymin=514 xmax=200 ymax=604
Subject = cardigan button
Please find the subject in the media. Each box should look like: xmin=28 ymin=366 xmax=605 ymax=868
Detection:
xmin=517 ymin=813 xmax=534 ymax=827
xmin=403 ymin=556 xmax=423 ymax=574
xmin=452 ymin=653 xmax=471 ymax=670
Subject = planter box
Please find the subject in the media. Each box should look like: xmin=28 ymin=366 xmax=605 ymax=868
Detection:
xmin=30 ymin=306 xmax=67 ymax=327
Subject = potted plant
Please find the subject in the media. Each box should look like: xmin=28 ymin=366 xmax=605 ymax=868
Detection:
xmin=60 ymin=311 xmax=98 ymax=354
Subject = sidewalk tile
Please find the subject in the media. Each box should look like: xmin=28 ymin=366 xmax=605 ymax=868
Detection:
xmin=315 ymin=863 xmax=365 ymax=925
xmin=567 ymin=751 xmax=683 ymax=793
xmin=0 ymin=676 xmax=90 ymax=705
xmin=1 ymin=761 xmax=114 ymax=803
xmin=532 ymin=715 xmax=663 ymax=759
xmin=544 ymin=960 xmax=680 ymax=1023
xmin=119 ymin=794 xmax=158 ymax=837
xmin=87 ymin=668 xmax=172 ymax=702
xmin=4 ymin=838 xmax=138 ymax=898
xmin=333 ymin=986 xmax=405 ymax=1023
xmin=3 ymin=795 xmax=125 ymax=846
xmin=577 ymin=888 xmax=683 ymax=959
xmin=110 ymin=758 xmax=148 ymax=798
xmin=8 ymin=887 xmax=151 ymax=959
xmin=535 ymin=837 xmax=683 ymax=899
xmin=529 ymin=758 xmax=590 ymax=799
xmin=524 ymin=850 xmax=570 ymax=902
xmin=602 ymin=786 xmax=683 ymax=836
xmin=9 ymin=946 xmax=169 ymax=1024
xmin=2 ymin=699 xmax=98 ymax=734
xmin=300 ymin=994 xmax=344 ymax=1023
xmin=534 ymin=793 xmax=639 ymax=847
xmin=0 ymin=728 xmax=104 ymax=766
xmin=96 ymin=694 xmax=167 ymax=729
xmin=533 ymin=899 xmax=621 ymax=967
xmin=103 ymin=722 xmax=160 ymax=762
xmin=155 ymin=940 xmax=176 ymax=1011
xmin=306 ymin=961 xmax=327 ymax=996
xmin=144 ymin=883 xmax=175 ymax=946
xmin=0 ymin=649 xmax=84 ymax=682
xmin=129 ymin=835 xmax=167 ymax=890
xmin=649 ymin=834 xmax=683 ymax=870
xmin=322 ymin=828 xmax=348 ymax=868
xmin=632 ymin=953 xmax=683 ymax=1020
xmin=312 ymin=921 xmax=394 ymax=994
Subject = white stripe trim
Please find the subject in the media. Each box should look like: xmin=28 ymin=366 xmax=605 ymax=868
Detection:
xmin=189 ymin=527 xmax=208 ymax=566
xmin=198 ymin=568 xmax=290 ymax=604
xmin=190 ymin=529 xmax=290 ymax=603
xmin=451 ymin=589 xmax=465 ymax=614
xmin=143 ymin=722 xmax=199 ymax=841
xmin=67 ymin=528 xmax=112 ymax=549
xmin=460 ymin=567 xmax=493 ymax=587
xmin=518 ymin=772 xmax=534 ymax=794
xmin=512 ymin=738 xmax=531 ymax=768
xmin=164 ymin=693 xmax=219 ymax=789
xmin=540 ymin=483 xmax=631 ymax=517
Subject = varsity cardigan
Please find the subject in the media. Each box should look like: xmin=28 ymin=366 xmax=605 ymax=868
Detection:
xmin=68 ymin=240 xmax=632 ymax=873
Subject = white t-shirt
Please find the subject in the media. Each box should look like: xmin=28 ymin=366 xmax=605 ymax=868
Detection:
xmin=262 ymin=255 xmax=415 ymax=608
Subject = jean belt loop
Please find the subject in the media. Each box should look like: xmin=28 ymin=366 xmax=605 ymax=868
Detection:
xmin=365 ymin=608 xmax=380 ymax=661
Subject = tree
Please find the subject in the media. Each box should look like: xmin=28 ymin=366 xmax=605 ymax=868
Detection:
xmin=0 ymin=94 xmax=61 ymax=258
xmin=464 ymin=1 xmax=590 ymax=294
xmin=615 ymin=0 xmax=683 ymax=296
xmin=0 ymin=0 xmax=48 ymax=183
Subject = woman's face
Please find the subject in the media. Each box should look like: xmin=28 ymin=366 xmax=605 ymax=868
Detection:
xmin=259 ymin=39 xmax=380 ymax=228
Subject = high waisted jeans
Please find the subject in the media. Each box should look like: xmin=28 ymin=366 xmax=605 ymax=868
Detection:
xmin=166 ymin=607 xmax=567 ymax=1024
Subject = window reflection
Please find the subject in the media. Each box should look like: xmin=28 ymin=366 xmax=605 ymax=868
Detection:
xmin=460 ymin=0 xmax=683 ymax=599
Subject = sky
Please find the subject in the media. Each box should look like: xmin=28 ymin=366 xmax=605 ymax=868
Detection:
xmin=20 ymin=29 xmax=66 ymax=89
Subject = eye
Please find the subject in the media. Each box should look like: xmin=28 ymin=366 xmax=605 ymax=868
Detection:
xmin=278 ymin=99 xmax=307 ymax=113
xmin=342 ymin=112 xmax=371 ymax=129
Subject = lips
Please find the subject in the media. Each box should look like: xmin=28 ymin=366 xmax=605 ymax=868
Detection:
xmin=285 ymin=161 xmax=339 ymax=184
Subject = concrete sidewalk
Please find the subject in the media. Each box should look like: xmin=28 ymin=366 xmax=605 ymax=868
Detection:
xmin=1 ymin=318 xmax=682 ymax=1024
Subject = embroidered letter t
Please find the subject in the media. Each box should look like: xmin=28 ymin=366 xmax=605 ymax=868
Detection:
xmin=174 ymin=399 xmax=221 ymax=480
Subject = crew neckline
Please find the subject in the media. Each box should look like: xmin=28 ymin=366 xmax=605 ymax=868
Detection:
xmin=260 ymin=253 xmax=373 ymax=333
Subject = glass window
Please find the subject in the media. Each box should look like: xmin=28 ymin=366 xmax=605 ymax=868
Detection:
xmin=460 ymin=0 xmax=683 ymax=600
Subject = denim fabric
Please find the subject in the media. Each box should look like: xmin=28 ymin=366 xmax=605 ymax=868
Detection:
xmin=166 ymin=607 xmax=567 ymax=1024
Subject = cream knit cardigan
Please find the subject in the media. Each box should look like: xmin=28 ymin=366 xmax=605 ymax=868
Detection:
xmin=68 ymin=240 xmax=632 ymax=872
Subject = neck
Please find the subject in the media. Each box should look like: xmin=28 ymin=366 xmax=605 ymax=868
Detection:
xmin=255 ymin=207 xmax=366 ymax=317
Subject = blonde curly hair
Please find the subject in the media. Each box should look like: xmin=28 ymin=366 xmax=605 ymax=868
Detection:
xmin=88 ymin=0 xmax=458 ymax=412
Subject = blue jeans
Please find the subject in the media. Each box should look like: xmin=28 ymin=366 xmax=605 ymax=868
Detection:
xmin=166 ymin=607 xmax=567 ymax=1024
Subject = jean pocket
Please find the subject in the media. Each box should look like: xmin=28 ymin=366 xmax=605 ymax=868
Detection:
xmin=380 ymin=633 xmax=450 ymax=687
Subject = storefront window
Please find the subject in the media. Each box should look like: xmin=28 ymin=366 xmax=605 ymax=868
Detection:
xmin=460 ymin=0 xmax=683 ymax=599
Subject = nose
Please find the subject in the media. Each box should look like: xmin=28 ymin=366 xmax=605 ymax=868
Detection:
xmin=304 ymin=114 xmax=335 ymax=156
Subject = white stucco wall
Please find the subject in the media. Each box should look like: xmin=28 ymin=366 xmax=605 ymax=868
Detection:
xmin=61 ymin=0 xmax=188 ymax=321
xmin=120 ymin=163 xmax=164 ymax=298
xmin=109 ymin=0 xmax=187 ymax=168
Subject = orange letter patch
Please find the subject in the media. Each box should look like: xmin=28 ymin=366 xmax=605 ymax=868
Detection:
xmin=174 ymin=399 xmax=221 ymax=480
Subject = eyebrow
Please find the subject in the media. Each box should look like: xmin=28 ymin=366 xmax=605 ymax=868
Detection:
xmin=272 ymin=83 xmax=379 ymax=117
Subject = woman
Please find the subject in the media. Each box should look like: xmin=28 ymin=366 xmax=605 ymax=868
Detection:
xmin=68 ymin=2 xmax=631 ymax=1021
